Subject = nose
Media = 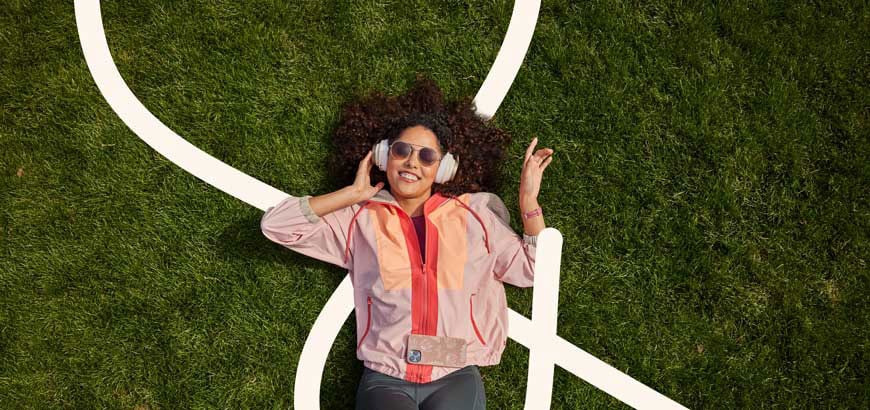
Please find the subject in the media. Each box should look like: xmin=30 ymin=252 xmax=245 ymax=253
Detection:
xmin=403 ymin=150 xmax=422 ymax=168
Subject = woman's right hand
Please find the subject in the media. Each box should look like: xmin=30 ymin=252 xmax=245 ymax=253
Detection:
xmin=350 ymin=150 xmax=384 ymax=201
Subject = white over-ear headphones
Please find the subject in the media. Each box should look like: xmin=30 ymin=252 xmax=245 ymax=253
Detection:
xmin=371 ymin=139 xmax=459 ymax=184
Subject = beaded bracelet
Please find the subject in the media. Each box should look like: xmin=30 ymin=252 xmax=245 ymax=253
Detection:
xmin=522 ymin=206 xmax=543 ymax=220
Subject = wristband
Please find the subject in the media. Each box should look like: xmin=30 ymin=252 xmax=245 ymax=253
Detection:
xmin=522 ymin=206 xmax=542 ymax=220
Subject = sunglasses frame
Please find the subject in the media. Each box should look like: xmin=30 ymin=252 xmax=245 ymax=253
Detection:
xmin=388 ymin=140 xmax=444 ymax=166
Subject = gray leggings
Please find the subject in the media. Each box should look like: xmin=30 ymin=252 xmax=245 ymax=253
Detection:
xmin=355 ymin=365 xmax=486 ymax=410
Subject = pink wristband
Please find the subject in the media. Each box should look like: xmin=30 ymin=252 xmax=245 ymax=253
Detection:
xmin=522 ymin=207 xmax=542 ymax=220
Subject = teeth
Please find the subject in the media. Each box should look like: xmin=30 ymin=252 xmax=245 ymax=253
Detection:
xmin=399 ymin=172 xmax=419 ymax=181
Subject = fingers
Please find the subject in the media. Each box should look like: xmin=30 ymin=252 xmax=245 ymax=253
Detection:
xmin=528 ymin=147 xmax=553 ymax=164
xmin=525 ymin=137 xmax=555 ymax=163
xmin=524 ymin=136 xmax=538 ymax=163
xmin=360 ymin=150 xmax=373 ymax=170
xmin=532 ymin=149 xmax=553 ymax=164
xmin=541 ymin=149 xmax=554 ymax=161
xmin=541 ymin=155 xmax=553 ymax=171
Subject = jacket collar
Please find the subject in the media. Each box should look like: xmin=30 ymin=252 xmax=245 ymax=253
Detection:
xmin=365 ymin=188 xmax=450 ymax=215
xmin=343 ymin=188 xmax=492 ymax=265
xmin=367 ymin=188 xmax=492 ymax=255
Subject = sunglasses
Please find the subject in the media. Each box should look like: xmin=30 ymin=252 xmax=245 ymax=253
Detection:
xmin=389 ymin=141 xmax=443 ymax=167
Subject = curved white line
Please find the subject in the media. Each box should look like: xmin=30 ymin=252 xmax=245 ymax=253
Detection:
xmin=74 ymin=1 xmax=286 ymax=212
xmin=473 ymin=0 xmax=541 ymax=121
xmin=74 ymin=1 xmax=686 ymax=408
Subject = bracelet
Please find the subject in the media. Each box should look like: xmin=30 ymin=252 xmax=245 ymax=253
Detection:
xmin=522 ymin=207 xmax=542 ymax=220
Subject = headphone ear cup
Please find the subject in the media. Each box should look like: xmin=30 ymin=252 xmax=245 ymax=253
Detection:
xmin=435 ymin=152 xmax=458 ymax=184
xmin=373 ymin=139 xmax=389 ymax=171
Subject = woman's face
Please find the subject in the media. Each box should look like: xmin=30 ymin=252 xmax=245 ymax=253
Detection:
xmin=386 ymin=125 xmax=443 ymax=200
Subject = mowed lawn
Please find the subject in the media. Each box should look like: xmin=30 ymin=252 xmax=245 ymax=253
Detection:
xmin=1 ymin=0 xmax=867 ymax=408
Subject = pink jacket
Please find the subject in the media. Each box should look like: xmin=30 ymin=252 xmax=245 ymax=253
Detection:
xmin=260 ymin=188 xmax=536 ymax=383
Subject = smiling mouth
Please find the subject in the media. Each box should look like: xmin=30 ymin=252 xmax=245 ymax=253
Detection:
xmin=398 ymin=172 xmax=420 ymax=183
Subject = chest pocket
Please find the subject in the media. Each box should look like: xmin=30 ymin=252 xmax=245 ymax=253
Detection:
xmin=369 ymin=206 xmax=413 ymax=291
xmin=429 ymin=200 xmax=471 ymax=290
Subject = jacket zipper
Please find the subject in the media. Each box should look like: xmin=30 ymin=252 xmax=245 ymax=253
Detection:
xmin=418 ymin=214 xmax=429 ymax=384
xmin=421 ymin=214 xmax=428 ymax=336
xmin=388 ymin=202 xmax=431 ymax=383
xmin=470 ymin=294 xmax=487 ymax=346
xmin=357 ymin=296 xmax=372 ymax=351
xmin=397 ymin=205 xmax=429 ymax=336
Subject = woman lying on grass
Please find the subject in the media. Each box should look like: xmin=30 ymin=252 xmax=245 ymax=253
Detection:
xmin=261 ymin=74 xmax=553 ymax=410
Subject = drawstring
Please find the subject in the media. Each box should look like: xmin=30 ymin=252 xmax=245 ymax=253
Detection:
xmin=344 ymin=201 xmax=371 ymax=265
xmin=447 ymin=195 xmax=491 ymax=255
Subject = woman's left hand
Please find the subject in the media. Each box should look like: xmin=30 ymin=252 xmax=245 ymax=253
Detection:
xmin=519 ymin=136 xmax=554 ymax=200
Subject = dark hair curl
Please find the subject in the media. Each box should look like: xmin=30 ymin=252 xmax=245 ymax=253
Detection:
xmin=327 ymin=73 xmax=512 ymax=198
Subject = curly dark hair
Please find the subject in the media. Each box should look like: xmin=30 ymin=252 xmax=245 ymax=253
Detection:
xmin=326 ymin=73 xmax=513 ymax=198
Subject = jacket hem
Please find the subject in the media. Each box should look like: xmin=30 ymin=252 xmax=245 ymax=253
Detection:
xmin=361 ymin=351 xmax=503 ymax=384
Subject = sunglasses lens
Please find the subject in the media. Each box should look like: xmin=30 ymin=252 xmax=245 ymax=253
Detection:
xmin=391 ymin=141 xmax=412 ymax=158
xmin=420 ymin=148 xmax=439 ymax=166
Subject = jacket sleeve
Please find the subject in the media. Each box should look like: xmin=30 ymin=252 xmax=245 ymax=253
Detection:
xmin=482 ymin=193 xmax=537 ymax=288
xmin=260 ymin=194 xmax=360 ymax=271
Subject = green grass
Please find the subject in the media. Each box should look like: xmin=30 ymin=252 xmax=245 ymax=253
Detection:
xmin=1 ymin=0 xmax=868 ymax=408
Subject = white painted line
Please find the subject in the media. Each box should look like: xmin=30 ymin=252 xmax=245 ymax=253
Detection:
xmin=525 ymin=228 xmax=562 ymax=409
xmin=473 ymin=0 xmax=541 ymax=120
xmin=74 ymin=1 xmax=687 ymax=408
xmin=73 ymin=0 xmax=286 ymax=211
